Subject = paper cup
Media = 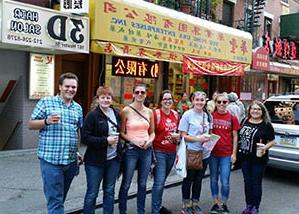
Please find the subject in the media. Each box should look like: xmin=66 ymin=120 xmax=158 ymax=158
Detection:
xmin=256 ymin=143 xmax=265 ymax=157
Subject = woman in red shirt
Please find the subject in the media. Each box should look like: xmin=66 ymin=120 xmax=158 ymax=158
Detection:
xmin=151 ymin=90 xmax=180 ymax=214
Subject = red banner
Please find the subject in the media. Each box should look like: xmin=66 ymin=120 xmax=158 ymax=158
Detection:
xmin=182 ymin=55 xmax=245 ymax=76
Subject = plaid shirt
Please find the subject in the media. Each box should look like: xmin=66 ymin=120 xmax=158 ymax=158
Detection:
xmin=31 ymin=95 xmax=83 ymax=165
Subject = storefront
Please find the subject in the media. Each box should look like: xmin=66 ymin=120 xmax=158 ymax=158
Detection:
xmin=0 ymin=0 xmax=89 ymax=149
xmin=89 ymin=0 xmax=252 ymax=106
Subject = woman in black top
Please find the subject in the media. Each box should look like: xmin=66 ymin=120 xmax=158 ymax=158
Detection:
xmin=81 ymin=86 xmax=122 ymax=214
xmin=239 ymin=100 xmax=275 ymax=214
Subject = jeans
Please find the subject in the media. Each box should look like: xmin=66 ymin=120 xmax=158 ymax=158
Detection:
xmin=209 ymin=155 xmax=231 ymax=202
xmin=83 ymin=158 xmax=120 ymax=214
xmin=241 ymin=160 xmax=267 ymax=209
xmin=151 ymin=151 xmax=176 ymax=214
xmin=39 ymin=159 xmax=79 ymax=214
xmin=118 ymin=147 xmax=152 ymax=214
xmin=181 ymin=157 xmax=209 ymax=202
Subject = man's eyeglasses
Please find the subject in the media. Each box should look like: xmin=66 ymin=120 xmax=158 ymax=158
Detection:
xmin=134 ymin=91 xmax=146 ymax=95
xmin=216 ymin=100 xmax=228 ymax=104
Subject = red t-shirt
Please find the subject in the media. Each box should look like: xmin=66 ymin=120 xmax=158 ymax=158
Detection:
xmin=212 ymin=111 xmax=240 ymax=157
xmin=153 ymin=109 xmax=180 ymax=152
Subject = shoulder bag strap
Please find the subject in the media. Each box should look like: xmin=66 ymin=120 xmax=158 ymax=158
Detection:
xmin=128 ymin=105 xmax=150 ymax=124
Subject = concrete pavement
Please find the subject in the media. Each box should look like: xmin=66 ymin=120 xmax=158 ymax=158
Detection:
xmin=0 ymin=149 xmax=184 ymax=214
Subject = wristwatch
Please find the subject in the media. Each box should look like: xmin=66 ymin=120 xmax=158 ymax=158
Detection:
xmin=44 ymin=118 xmax=49 ymax=126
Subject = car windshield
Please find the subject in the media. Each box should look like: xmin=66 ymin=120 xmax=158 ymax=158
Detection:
xmin=264 ymin=100 xmax=299 ymax=125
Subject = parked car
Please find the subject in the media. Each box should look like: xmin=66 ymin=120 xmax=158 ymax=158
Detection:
xmin=264 ymin=95 xmax=299 ymax=172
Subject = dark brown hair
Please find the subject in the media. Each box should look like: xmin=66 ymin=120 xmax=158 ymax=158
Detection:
xmin=58 ymin=72 xmax=79 ymax=85
xmin=158 ymin=89 xmax=173 ymax=107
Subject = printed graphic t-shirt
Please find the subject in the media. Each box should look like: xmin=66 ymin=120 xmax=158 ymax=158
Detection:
xmin=212 ymin=111 xmax=240 ymax=157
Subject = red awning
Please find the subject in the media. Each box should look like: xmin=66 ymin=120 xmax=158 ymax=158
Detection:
xmin=182 ymin=55 xmax=246 ymax=76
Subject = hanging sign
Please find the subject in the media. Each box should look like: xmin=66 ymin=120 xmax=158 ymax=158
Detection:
xmin=1 ymin=0 xmax=89 ymax=53
xmin=60 ymin=0 xmax=89 ymax=14
xmin=112 ymin=56 xmax=159 ymax=78
xmin=251 ymin=47 xmax=270 ymax=71
xmin=183 ymin=55 xmax=245 ymax=76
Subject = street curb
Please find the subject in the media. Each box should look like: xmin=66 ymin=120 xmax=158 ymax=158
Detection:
xmin=0 ymin=148 xmax=36 ymax=158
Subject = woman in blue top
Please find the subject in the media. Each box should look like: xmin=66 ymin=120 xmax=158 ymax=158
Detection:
xmin=178 ymin=91 xmax=212 ymax=214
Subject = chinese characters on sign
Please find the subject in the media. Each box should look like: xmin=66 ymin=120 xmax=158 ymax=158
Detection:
xmin=93 ymin=0 xmax=252 ymax=64
xmin=263 ymin=32 xmax=298 ymax=60
xmin=251 ymin=47 xmax=270 ymax=71
xmin=60 ymin=0 xmax=89 ymax=14
xmin=112 ymin=57 xmax=159 ymax=78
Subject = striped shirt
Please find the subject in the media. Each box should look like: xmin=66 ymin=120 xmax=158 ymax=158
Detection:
xmin=31 ymin=95 xmax=83 ymax=165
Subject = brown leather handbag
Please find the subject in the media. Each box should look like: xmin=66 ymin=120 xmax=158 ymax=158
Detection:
xmin=186 ymin=150 xmax=203 ymax=170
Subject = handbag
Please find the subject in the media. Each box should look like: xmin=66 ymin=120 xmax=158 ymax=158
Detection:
xmin=186 ymin=149 xmax=203 ymax=170
xmin=175 ymin=137 xmax=187 ymax=178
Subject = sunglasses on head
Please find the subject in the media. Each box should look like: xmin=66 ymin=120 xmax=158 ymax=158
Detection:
xmin=216 ymin=100 xmax=228 ymax=104
xmin=134 ymin=90 xmax=146 ymax=95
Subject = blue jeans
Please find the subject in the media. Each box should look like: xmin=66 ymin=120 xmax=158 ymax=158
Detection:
xmin=83 ymin=158 xmax=120 ymax=214
xmin=181 ymin=157 xmax=210 ymax=202
xmin=118 ymin=147 xmax=152 ymax=214
xmin=241 ymin=160 xmax=267 ymax=209
xmin=39 ymin=159 xmax=79 ymax=214
xmin=151 ymin=151 xmax=176 ymax=214
xmin=209 ymin=155 xmax=231 ymax=202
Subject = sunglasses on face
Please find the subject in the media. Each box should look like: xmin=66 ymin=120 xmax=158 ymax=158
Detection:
xmin=134 ymin=90 xmax=146 ymax=95
xmin=216 ymin=100 xmax=228 ymax=104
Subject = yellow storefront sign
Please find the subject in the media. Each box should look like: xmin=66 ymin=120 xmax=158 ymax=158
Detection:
xmin=90 ymin=0 xmax=252 ymax=64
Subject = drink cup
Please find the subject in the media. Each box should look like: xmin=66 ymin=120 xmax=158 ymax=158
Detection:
xmin=256 ymin=143 xmax=265 ymax=157
xmin=51 ymin=111 xmax=61 ymax=123
xmin=170 ymin=132 xmax=180 ymax=144
xmin=110 ymin=132 xmax=119 ymax=146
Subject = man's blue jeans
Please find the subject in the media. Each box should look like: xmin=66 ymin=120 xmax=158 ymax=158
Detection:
xmin=118 ymin=147 xmax=152 ymax=214
xmin=151 ymin=151 xmax=176 ymax=214
xmin=181 ymin=157 xmax=210 ymax=202
xmin=209 ymin=155 xmax=231 ymax=202
xmin=83 ymin=158 xmax=120 ymax=214
xmin=39 ymin=158 xmax=79 ymax=214
xmin=241 ymin=160 xmax=267 ymax=209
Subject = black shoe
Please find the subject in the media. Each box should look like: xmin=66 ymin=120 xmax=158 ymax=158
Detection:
xmin=210 ymin=203 xmax=222 ymax=214
xmin=159 ymin=206 xmax=173 ymax=214
xmin=221 ymin=204 xmax=230 ymax=214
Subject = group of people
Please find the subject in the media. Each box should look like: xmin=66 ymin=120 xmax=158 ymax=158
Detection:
xmin=28 ymin=72 xmax=275 ymax=214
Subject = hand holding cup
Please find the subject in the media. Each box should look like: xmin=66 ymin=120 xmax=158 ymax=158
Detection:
xmin=170 ymin=132 xmax=180 ymax=144
xmin=108 ymin=132 xmax=119 ymax=146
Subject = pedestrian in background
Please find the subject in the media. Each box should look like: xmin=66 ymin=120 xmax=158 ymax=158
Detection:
xmin=210 ymin=92 xmax=240 ymax=214
xmin=81 ymin=86 xmax=122 ymax=214
xmin=28 ymin=72 xmax=83 ymax=214
xmin=151 ymin=90 xmax=180 ymax=214
xmin=176 ymin=92 xmax=191 ymax=116
xmin=227 ymin=93 xmax=241 ymax=122
xmin=238 ymin=101 xmax=275 ymax=214
xmin=206 ymin=91 xmax=218 ymax=113
xmin=178 ymin=91 xmax=212 ymax=214
xmin=229 ymin=92 xmax=246 ymax=122
xmin=118 ymin=83 xmax=155 ymax=214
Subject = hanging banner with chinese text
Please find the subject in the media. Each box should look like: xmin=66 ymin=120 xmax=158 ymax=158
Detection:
xmin=183 ymin=55 xmax=245 ymax=76
xmin=90 ymin=0 xmax=252 ymax=64
xmin=112 ymin=56 xmax=159 ymax=78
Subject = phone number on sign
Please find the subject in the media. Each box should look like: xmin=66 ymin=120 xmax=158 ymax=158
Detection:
xmin=6 ymin=34 xmax=43 ymax=45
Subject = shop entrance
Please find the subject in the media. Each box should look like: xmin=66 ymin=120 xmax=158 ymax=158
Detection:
xmin=55 ymin=54 xmax=90 ymax=114
xmin=209 ymin=76 xmax=241 ymax=96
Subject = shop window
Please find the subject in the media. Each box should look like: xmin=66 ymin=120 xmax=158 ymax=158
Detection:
xmin=240 ymin=74 xmax=253 ymax=101
xmin=222 ymin=1 xmax=234 ymax=27
xmin=253 ymin=74 xmax=266 ymax=101
xmin=264 ymin=17 xmax=272 ymax=38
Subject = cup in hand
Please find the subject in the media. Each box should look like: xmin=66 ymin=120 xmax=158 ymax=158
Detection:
xmin=51 ymin=111 xmax=61 ymax=123
xmin=170 ymin=132 xmax=180 ymax=144
xmin=256 ymin=143 xmax=265 ymax=157
xmin=110 ymin=132 xmax=119 ymax=146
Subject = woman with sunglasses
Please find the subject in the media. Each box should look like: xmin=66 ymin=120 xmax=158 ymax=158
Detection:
xmin=81 ymin=86 xmax=122 ymax=214
xmin=209 ymin=92 xmax=240 ymax=214
xmin=151 ymin=90 xmax=180 ymax=214
xmin=118 ymin=83 xmax=155 ymax=214
xmin=178 ymin=91 xmax=212 ymax=214
xmin=239 ymin=101 xmax=274 ymax=214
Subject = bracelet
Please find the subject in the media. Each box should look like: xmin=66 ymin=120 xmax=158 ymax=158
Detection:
xmin=44 ymin=118 xmax=49 ymax=126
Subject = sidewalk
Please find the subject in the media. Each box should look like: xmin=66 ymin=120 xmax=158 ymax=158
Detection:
xmin=0 ymin=149 xmax=183 ymax=214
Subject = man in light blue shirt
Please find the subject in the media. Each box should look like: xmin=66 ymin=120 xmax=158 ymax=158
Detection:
xmin=28 ymin=72 xmax=83 ymax=214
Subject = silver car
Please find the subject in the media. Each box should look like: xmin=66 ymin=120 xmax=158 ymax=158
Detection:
xmin=264 ymin=95 xmax=299 ymax=172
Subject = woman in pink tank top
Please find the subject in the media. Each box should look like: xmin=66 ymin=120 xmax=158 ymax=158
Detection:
xmin=118 ymin=83 xmax=155 ymax=214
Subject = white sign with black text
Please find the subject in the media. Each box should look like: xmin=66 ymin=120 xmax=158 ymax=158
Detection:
xmin=60 ymin=0 xmax=89 ymax=14
xmin=29 ymin=53 xmax=55 ymax=100
xmin=1 ymin=0 xmax=89 ymax=53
